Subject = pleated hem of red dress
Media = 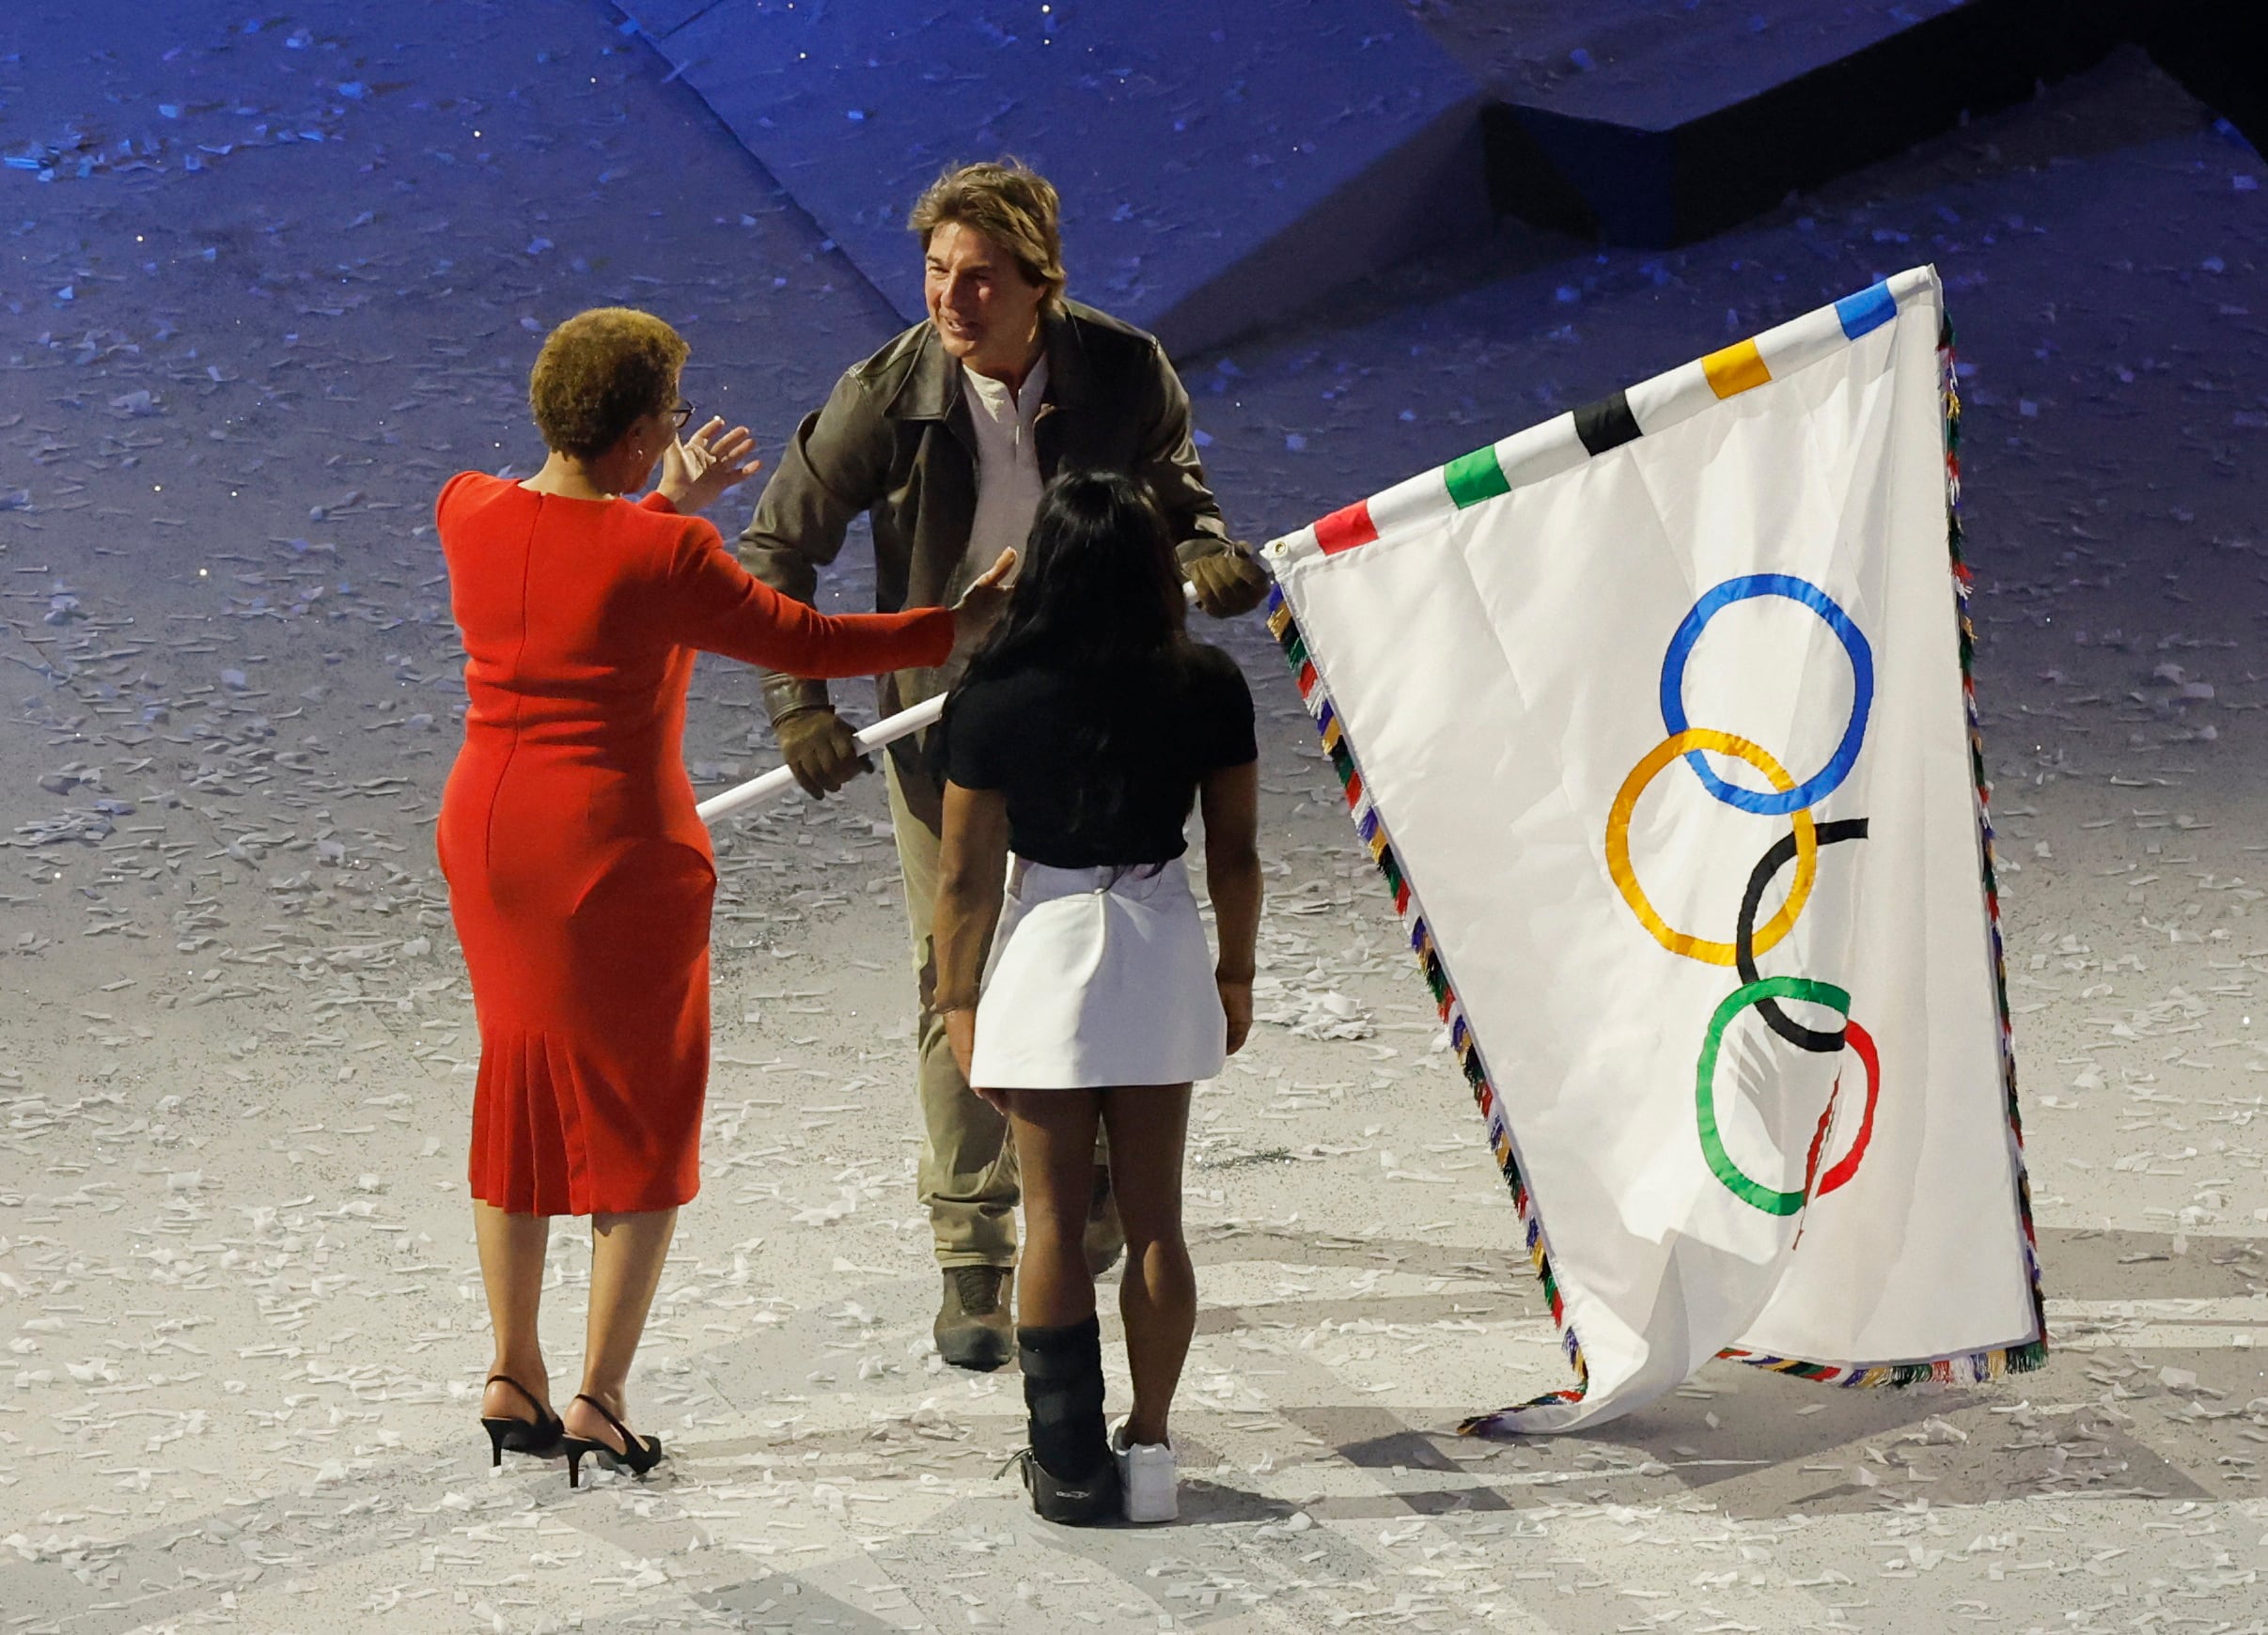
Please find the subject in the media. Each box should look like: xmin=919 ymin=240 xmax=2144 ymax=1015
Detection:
xmin=466 ymin=1027 xmax=699 ymax=1217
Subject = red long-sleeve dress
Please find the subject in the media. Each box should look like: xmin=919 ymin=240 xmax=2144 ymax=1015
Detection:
xmin=436 ymin=474 xmax=954 ymax=1215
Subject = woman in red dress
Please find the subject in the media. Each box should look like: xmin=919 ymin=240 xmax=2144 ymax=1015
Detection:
xmin=439 ymin=308 xmax=1010 ymax=1485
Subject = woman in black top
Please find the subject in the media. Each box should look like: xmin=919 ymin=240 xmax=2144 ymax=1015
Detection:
xmin=933 ymin=472 xmax=1262 ymax=1524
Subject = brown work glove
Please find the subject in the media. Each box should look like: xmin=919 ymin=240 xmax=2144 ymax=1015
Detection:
xmin=774 ymin=707 xmax=869 ymax=800
xmin=1183 ymin=548 xmax=1270 ymax=618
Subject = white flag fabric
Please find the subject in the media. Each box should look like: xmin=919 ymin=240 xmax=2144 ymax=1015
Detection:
xmin=1265 ymin=266 xmax=2044 ymax=1432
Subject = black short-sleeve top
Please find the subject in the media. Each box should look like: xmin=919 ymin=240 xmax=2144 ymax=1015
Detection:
xmin=940 ymin=642 xmax=1257 ymax=869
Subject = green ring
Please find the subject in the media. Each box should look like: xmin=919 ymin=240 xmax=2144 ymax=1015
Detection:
xmin=1697 ymin=976 xmax=1853 ymax=1216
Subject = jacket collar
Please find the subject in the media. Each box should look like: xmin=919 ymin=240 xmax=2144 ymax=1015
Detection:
xmin=884 ymin=305 xmax=1090 ymax=422
xmin=883 ymin=323 xmax=960 ymax=424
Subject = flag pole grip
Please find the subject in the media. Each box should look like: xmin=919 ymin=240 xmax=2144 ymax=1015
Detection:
xmin=695 ymin=693 xmax=946 ymax=824
xmin=697 ymin=580 xmax=1212 ymax=825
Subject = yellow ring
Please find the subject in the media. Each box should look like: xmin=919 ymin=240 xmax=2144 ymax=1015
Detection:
xmin=1605 ymin=730 xmax=1818 ymax=966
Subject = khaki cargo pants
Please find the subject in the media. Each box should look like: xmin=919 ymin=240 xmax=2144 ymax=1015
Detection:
xmin=886 ymin=751 xmax=1023 ymax=1269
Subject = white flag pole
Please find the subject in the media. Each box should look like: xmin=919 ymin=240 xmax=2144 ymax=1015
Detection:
xmin=697 ymin=579 xmax=1218 ymax=826
xmin=696 ymin=693 xmax=947 ymax=824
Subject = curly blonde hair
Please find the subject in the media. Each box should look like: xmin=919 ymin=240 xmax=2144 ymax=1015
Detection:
xmin=907 ymin=160 xmax=1067 ymax=316
xmin=528 ymin=307 xmax=688 ymax=460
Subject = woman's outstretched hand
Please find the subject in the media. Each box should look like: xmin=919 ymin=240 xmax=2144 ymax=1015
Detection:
xmin=948 ymin=549 xmax=1017 ymax=662
xmin=659 ymin=417 xmax=761 ymax=514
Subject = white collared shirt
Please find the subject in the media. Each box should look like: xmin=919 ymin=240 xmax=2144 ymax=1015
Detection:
xmin=961 ymin=356 xmax=1049 ymax=579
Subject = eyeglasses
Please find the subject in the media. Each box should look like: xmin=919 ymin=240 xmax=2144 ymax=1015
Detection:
xmin=669 ymin=400 xmax=694 ymax=428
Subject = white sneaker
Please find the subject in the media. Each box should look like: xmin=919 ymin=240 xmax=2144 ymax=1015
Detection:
xmin=1111 ymin=1419 xmax=1177 ymax=1523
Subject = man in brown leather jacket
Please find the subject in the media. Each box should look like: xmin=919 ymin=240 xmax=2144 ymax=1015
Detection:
xmin=736 ymin=161 xmax=1267 ymax=1370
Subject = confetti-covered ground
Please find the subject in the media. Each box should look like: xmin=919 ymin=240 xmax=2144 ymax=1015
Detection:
xmin=4 ymin=6 xmax=2267 ymax=1633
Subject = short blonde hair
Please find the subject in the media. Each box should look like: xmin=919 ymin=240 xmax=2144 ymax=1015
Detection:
xmin=907 ymin=160 xmax=1067 ymax=315
xmin=528 ymin=307 xmax=688 ymax=460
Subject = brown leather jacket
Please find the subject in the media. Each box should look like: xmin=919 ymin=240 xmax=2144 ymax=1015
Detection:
xmin=735 ymin=301 xmax=1243 ymax=728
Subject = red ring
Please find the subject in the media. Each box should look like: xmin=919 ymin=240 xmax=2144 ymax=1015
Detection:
xmin=1812 ymin=1020 xmax=1880 ymax=1197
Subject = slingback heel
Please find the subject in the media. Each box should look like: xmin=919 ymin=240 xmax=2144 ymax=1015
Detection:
xmin=479 ymin=1374 xmax=564 ymax=1466
xmin=561 ymin=1394 xmax=665 ymax=1488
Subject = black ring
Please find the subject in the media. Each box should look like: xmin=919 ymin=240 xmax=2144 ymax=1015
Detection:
xmin=1734 ymin=818 xmax=1869 ymax=1051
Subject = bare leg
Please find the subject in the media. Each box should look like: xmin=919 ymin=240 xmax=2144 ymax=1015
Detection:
xmin=1004 ymin=1091 xmax=1104 ymax=1330
xmin=1101 ymin=1085 xmax=1196 ymax=1446
xmin=472 ymin=1201 xmax=554 ymax=1422
xmin=563 ymin=1207 xmax=677 ymax=1450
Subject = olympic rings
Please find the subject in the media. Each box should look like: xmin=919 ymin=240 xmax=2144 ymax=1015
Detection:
xmin=1660 ymin=574 xmax=1874 ymax=817
xmin=1608 ymin=574 xmax=1880 ymax=1215
xmin=1605 ymin=729 xmax=1817 ymax=966
xmin=1697 ymin=977 xmax=1852 ymax=1216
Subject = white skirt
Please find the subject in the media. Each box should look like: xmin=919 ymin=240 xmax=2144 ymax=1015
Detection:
xmin=969 ymin=855 xmax=1227 ymax=1090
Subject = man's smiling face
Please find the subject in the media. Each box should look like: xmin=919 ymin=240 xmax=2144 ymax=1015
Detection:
xmin=923 ymin=220 xmax=1047 ymax=382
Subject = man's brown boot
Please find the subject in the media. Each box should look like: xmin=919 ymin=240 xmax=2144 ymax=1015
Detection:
xmin=935 ymin=1266 xmax=1016 ymax=1371
xmin=1082 ymin=1165 xmax=1125 ymax=1278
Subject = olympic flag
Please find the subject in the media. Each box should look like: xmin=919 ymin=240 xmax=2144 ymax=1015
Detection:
xmin=1265 ymin=266 xmax=2043 ymax=1432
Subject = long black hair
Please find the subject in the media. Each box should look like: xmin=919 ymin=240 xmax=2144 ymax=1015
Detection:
xmin=945 ymin=470 xmax=1189 ymax=840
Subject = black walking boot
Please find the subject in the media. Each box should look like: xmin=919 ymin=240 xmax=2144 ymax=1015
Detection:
xmin=1012 ymin=1316 xmax=1118 ymax=1524
xmin=935 ymin=1266 xmax=1016 ymax=1371
xmin=1009 ymin=1446 xmax=1120 ymax=1525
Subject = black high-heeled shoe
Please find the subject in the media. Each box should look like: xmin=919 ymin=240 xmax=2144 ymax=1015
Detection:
xmin=479 ymin=1375 xmax=564 ymax=1466
xmin=561 ymin=1394 xmax=664 ymax=1488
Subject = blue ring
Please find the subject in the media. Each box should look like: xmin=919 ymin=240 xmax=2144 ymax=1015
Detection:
xmin=1659 ymin=574 xmax=1873 ymax=816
